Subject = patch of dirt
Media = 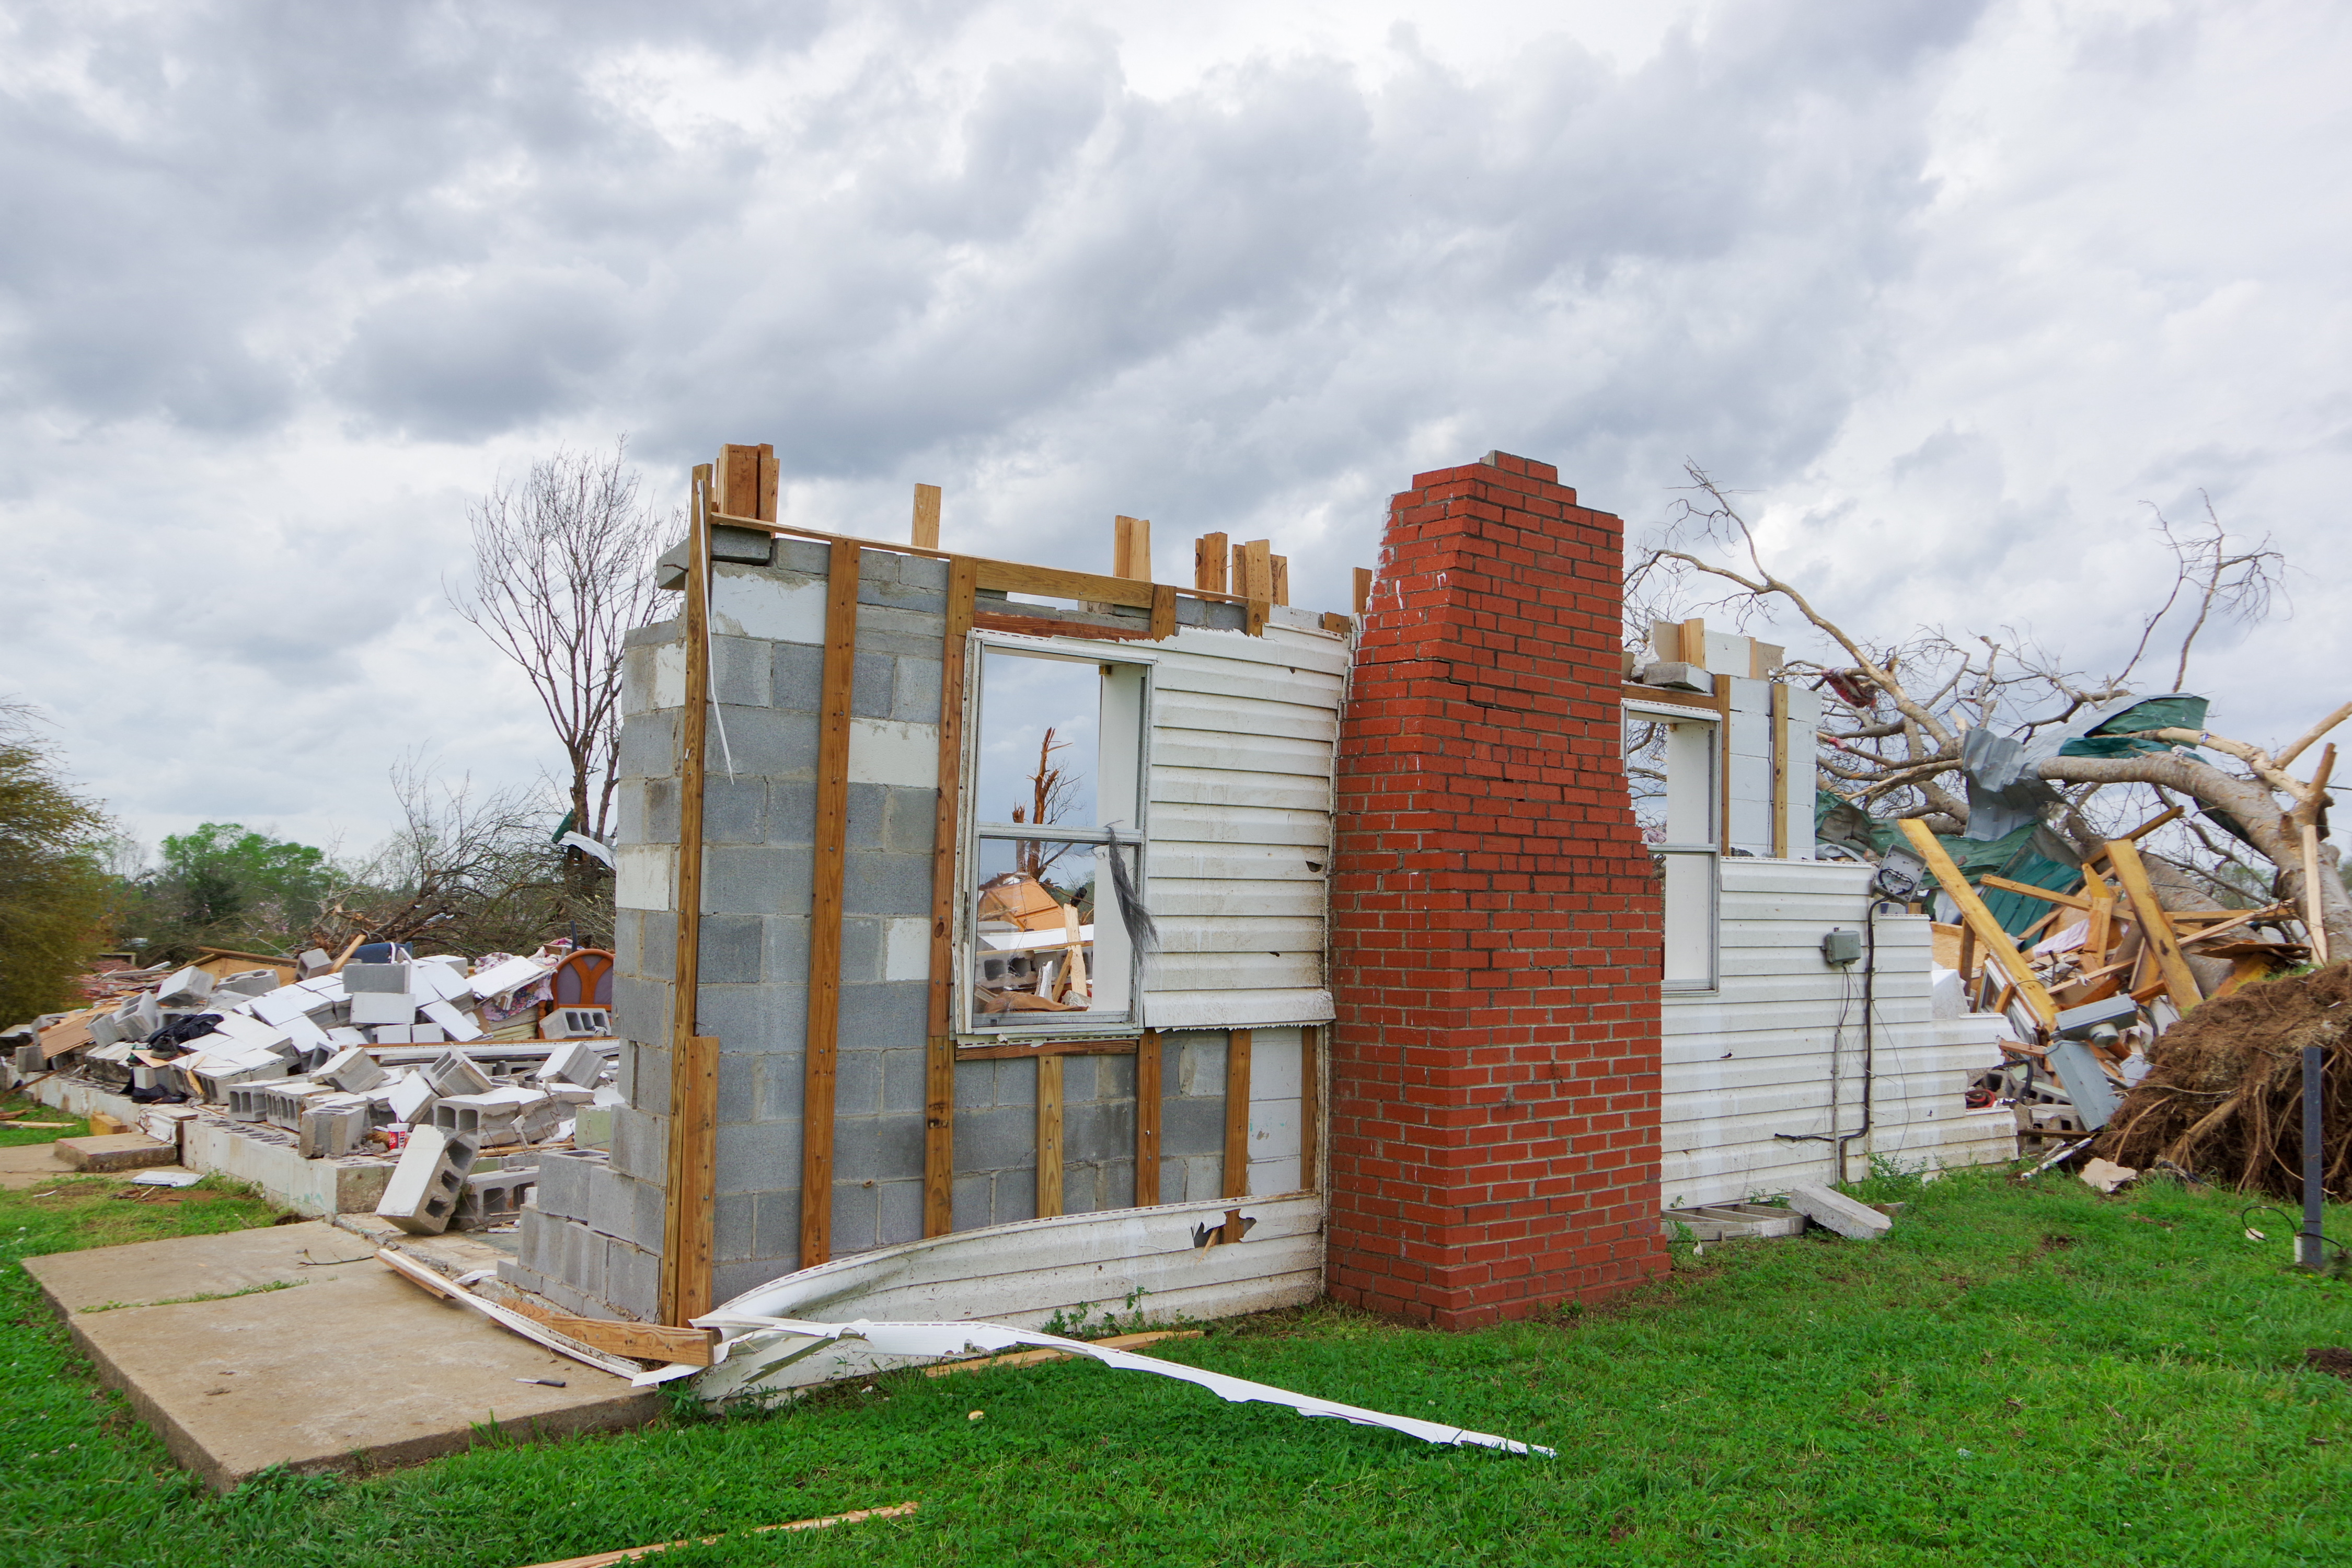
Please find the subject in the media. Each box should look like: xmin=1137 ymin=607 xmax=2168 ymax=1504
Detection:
xmin=2305 ymin=1347 xmax=2352 ymax=1383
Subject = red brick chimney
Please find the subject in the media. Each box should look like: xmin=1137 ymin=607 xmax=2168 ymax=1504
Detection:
xmin=1324 ymin=452 xmax=1665 ymax=1328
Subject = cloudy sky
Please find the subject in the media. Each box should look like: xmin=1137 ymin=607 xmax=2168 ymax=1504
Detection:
xmin=3 ymin=0 xmax=2347 ymax=860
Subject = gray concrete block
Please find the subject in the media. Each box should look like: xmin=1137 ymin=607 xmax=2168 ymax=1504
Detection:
xmin=1095 ymin=1054 xmax=1136 ymax=1103
xmin=843 ymin=850 xmax=932 ymax=918
xmin=753 ymin=1189 xmax=800 ymax=1262
xmin=717 ymin=706 xmax=820 ymax=778
xmin=626 ymin=617 xmax=684 ymax=650
xmin=632 ymin=1174 xmax=666 ymax=1253
xmin=630 ymin=1044 xmax=673 ymax=1116
xmin=834 ymin=1048 xmax=883 ymax=1117
xmin=711 ymin=634 xmax=772 ymax=707
xmin=833 ymin=1112 xmax=924 ymax=1184
xmin=636 ymin=911 xmax=678 ymax=983
xmin=716 ymin=1122 xmax=801 ymax=1194
xmin=701 ymin=775 xmax=765 ymax=845
xmin=587 ymin=1163 xmax=630 ymax=1240
xmin=716 ymin=1192 xmax=755 ymax=1262
xmin=695 ymin=982 xmax=808 ymax=1054
xmin=882 ymin=786 xmax=937 ymax=856
xmin=837 ymin=980 xmax=927 ymax=1045
xmin=610 ymin=1106 xmax=665 ymax=1181
xmin=714 ymin=1258 xmax=789 ymax=1305
xmin=705 ymin=844 xmax=814 ymax=917
xmin=710 ymin=524 xmax=774 ymax=565
xmin=892 ymin=655 xmax=943 ymax=723
xmin=952 ymin=1172 xmax=991 ymax=1231
xmin=567 ymin=1220 xmax=607 ymax=1299
xmin=1060 ymin=1054 xmax=1097 ymax=1104
xmin=899 ymin=555 xmax=949 ymax=593
xmin=857 ymin=605 xmax=949 ymax=657
xmin=612 ymin=974 xmax=671 ymax=1045
xmin=953 ymin=1104 xmax=1036 ymax=1175
xmin=756 ymin=1055 xmax=810 ymax=1121
xmin=878 ymin=1179 xmax=922 ymax=1246
xmin=618 ymin=709 xmax=680 ymax=779
xmin=762 ymin=914 xmax=811 ymax=982
xmin=954 ymin=1059 xmax=997 ymax=1111
xmin=994 ymin=1057 xmax=1038 ymax=1109
xmin=622 ymin=642 xmax=662 ymax=717
xmin=774 ymin=538 xmax=829 ymax=575
xmin=1064 ymin=1098 xmax=1135 ymax=1165
xmin=1783 ymin=1181 xmax=1893 ymax=1240
xmin=846 ymin=782 xmax=886 ymax=850
xmin=535 ymin=1151 xmax=593 ymax=1223
xmin=765 ymin=779 xmax=817 ymax=846
xmin=606 ymin=1240 xmax=659 ymax=1320
xmin=717 ymin=1051 xmax=758 ymax=1124
xmin=612 ymin=907 xmax=642 ymax=978
xmin=698 ymin=915 xmax=764 ymax=984
xmin=852 ymin=651 xmax=894 ymax=719
xmin=993 ymin=1171 xmax=1036 ymax=1226
xmin=830 ymin=1181 xmax=879 ymax=1253
xmin=772 ymin=641 xmax=825 ymax=714
xmin=1163 ymin=1095 xmax=1226 ymax=1158
xmin=1157 ymin=1156 xmax=1190 ymax=1203
xmin=838 ymin=915 xmax=881 ymax=984
xmin=880 ymin=1048 xmax=927 ymax=1114
xmin=641 ymin=777 xmax=682 ymax=844
xmin=1178 ymin=1036 xmax=1227 ymax=1098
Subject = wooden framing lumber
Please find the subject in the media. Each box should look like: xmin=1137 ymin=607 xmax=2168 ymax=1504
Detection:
xmin=1769 ymin=681 xmax=1789 ymax=858
xmin=1235 ymin=539 xmax=1274 ymax=604
xmin=924 ymin=558 xmax=977 ymax=1238
xmin=514 ymin=1504 xmax=920 ymax=1568
xmin=2104 ymin=838 xmax=2203 ymax=1011
xmin=540 ymin=1313 xmax=720 ymax=1366
xmin=2301 ymin=823 xmax=2332 ymax=966
xmin=1353 ymin=567 xmax=1373 ymax=615
xmin=971 ymin=610 xmax=1158 ymax=642
xmin=1195 ymin=532 xmax=1229 ymax=592
xmin=1113 ymin=515 xmax=1151 ymax=580
xmin=1897 ymin=820 xmax=2057 ymax=1030
xmin=658 ymin=464 xmax=717 ymax=1328
xmin=1135 ymin=1028 xmax=1162 ymax=1206
xmin=800 ymin=538 xmax=862 ymax=1269
xmin=1269 ymin=555 xmax=1289 ymax=607
xmin=912 ymin=483 xmax=941 ymax=549
xmin=1221 ymin=1028 xmax=1252 ymax=1240
xmin=1035 ymin=1055 xmax=1064 ymax=1219
xmin=1981 ymin=875 xmax=2091 ymax=910
xmin=1148 ymin=583 xmax=1177 ymax=641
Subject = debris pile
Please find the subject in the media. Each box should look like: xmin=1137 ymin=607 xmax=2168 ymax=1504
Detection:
xmin=0 ymin=943 xmax=620 ymax=1231
xmin=2093 ymin=963 xmax=2352 ymax=1198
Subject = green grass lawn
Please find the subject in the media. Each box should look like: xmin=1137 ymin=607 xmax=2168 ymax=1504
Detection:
xmin=4 ymin=1089 xmax=2349 ymax=1567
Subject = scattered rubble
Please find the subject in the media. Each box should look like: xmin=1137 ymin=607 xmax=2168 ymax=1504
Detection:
xmin=0 ymin=942 xmax=621 ymax=1233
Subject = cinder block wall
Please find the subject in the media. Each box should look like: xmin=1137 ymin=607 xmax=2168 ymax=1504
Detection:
xmin=1324 ymin=452 xmax=1666 ymax=1330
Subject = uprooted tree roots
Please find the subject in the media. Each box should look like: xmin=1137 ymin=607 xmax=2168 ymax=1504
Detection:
xmin=2095 ymin=964 xmax=2352 ymax=1200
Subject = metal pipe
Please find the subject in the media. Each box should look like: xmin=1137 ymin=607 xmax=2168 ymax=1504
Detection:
xmin=2301 ymin=1043 xmax=2325 ymax=1271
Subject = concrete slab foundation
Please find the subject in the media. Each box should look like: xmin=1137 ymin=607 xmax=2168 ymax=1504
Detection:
xmin=22 ymin=1223 xmax=660 ymax=1489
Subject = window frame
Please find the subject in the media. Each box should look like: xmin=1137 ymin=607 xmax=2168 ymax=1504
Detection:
xmin=1625 ymin=697 xmax=1722 ymax=995
xmin=956 ymin=631 xmax=1158 ymax=1043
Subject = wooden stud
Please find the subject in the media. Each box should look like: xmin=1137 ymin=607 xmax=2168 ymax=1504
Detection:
xmin=1235 ymin=540 xmax=1274 ymax=603
xmin=923 ymin=557 xmax=978 ymax=1237
xmin=1677 ymin=617 xmax=1707 ymax=667
xmin=1223 ymin=1028 xmax=1252 ymax=1200
xmin=1769 ymin=682 xmax=1789 ymax=858
xmin=1981 ymin=875 xmax=2092 ymax=910
xmin=1269 ymin=555 xmax=1289 ymax=607
xmin=970 ymin=610 xmax=1159 ymax=643
xmin=1897 ymin=820 xmax=2057 ymax=1029
xmin=1195 ymin=532 xmax=1229 ymax=592
xmin=1243 ymin=601 xmax=1267 ymax=637
xmin=658 ymin=465 xmax=717 ymax=1328
xmin=1134 ymin=1028 xmax=1162 ymax=1206
xmin=2301 ymin=823 xmax=2332 ymax=966
xmin=542 ymin=1313 xmax=719 ymax=1366
xmin=2105 ymin=837 xmax=2204 ymax=1011
xmin=758 ymin=452 xmax=780 ymax=523
xmin=1148 ymin=582 xmax=1177 ymax=641
xmin=800 ymin=539 xmax=862 ymax=1269
xmin=1035 ymin=1056 xmax=1064 ymax=1219
xmin=1113 ymin=515 xmax=1151 ymax=581
xmin=718 ymin=443 xmax=768 ymax=518
xmin=1299 ymin=1025 xmax=1320 ymax=1192
xmin=912 ymin=483 xmax=941 ymax=550
xmin=1353 ymin=567 xmax=1373 ymax=616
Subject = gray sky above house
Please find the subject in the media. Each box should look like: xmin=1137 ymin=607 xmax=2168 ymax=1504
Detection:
xmin=3 ymin=0 xmax=2348 ymax=861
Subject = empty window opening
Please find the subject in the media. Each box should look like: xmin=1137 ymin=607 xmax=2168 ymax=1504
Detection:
xmin=1626 ymin=702 xmax=1720 ymax=991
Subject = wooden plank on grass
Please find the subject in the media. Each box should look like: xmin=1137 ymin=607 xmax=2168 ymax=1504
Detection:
xmin=2104 ymin=838 xmax=2203 ymax=1011
xmin=1896 ymin=819 xmax=2056 ymax=1030
xmin=801 ymin=538 xmax=862 ymax=1269
xmin=513 ymin=1504 xmax=920 ymax=1568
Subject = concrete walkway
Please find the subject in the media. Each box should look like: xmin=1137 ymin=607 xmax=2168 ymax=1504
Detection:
xmin=24 ymin=1222 xmax=661 ymax=1489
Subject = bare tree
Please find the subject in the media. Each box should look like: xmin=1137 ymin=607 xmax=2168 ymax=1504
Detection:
xmin=449 ymin=439 xmax=667 ymax=872
xmin=1630 ymin=464 xmax=2352 ymax=951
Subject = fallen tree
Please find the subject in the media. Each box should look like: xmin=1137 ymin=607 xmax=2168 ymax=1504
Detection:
xmin=1630 ymin=465 xmax=2350 ymax=953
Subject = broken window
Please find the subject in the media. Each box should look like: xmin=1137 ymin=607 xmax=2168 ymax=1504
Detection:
xmin=964 ymin=641 xmax=1151 ymax=1033
xmin=1625 ymin=700 xmax=1719 ymax=991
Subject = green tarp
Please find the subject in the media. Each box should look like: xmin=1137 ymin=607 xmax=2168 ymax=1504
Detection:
xmin=1815 ymin=791 xmax=2081 ymax=938
xmin=2057 ymin=695 xmax=2210 ymax=761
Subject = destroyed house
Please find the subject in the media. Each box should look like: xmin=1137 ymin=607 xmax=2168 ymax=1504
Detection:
xmin=504 ymin=446 xmax=2011 ymax=1371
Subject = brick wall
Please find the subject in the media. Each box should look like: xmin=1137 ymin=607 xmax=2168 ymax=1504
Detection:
xmin=1324 ymin=451 xmax=1666 ymax=1329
